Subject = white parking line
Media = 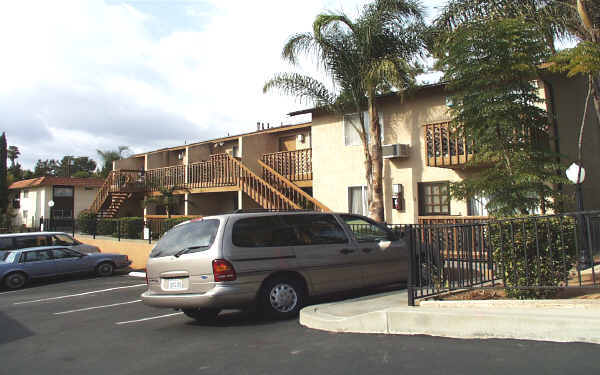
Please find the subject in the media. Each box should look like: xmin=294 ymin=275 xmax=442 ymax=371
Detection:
xmin=13 ymin=284 xmax=147 ymax=305
xmin=128 ymin=272 xmax=146 ymax=278
xmin=115 ymin=312 xmax=184 ymax=325
xmin=54 ymin=300 xmax=142 ymax=315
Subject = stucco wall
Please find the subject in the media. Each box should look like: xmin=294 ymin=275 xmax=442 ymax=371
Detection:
xmin=114 ymin=156 xmax=144 ymax=171
xmin=188 ymin=144 xmax=211 ymax=163
xmin=75 ymin=235 xmax=153 ymax=270
xmin=74 ymin=186 xmax=99 ymax=218
xmin=187 ymin=192 xmax=237 ymax=216
xmin=241 ymin=133 xmax=278 ymax=175
xmin=312 ymin=88 xmax=468 ymax=224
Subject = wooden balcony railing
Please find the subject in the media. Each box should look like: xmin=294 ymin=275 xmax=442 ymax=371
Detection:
xmin=424 ymin=122 xmax=474 ymax=168
xmin=261 ymin=149 xmax=312 ymax=181
xmin=145 ymin=165 xmax=186 ymax=192
xmin=187 ymin=154 xmax=237 ymax=189
xmin=90 ymin=170 xmax=145 ymax=213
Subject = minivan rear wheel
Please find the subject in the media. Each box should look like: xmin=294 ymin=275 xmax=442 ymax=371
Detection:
xmin=182 ymin=308 xmax=220 ymax=322
xmin=260 ymin=278 xmax=305 ymax=319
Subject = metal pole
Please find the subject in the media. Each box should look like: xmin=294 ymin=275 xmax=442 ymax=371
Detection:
xmin=576 ymin=183 xmax=584 ymax=212
xmin=407 ymin=225 xmax=415 ymax=307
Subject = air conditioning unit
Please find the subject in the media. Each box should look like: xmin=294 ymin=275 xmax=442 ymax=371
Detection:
xmin=382 ymin=144 xmax=409 ymax=159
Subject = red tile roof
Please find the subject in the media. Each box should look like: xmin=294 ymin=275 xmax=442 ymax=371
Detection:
xmin=9 ymin=177 xmax=104 ymax=190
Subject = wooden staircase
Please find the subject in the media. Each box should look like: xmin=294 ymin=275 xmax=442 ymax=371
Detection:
xmin=96 ymin=193 xmax=132 ymax=218
xmin=89 ymin=170 xmax=144 ymax=217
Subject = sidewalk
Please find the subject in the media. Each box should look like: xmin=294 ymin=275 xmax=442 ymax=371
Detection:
xmin=299 ymin=289 xmax=600 ymax=345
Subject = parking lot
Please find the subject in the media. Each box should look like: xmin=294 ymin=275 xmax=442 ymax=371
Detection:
xmin=2 ymin=275 xmax=599 ymax=375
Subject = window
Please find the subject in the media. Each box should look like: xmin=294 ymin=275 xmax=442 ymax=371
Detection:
xmin=53 ymin=186 xmax=73 ymax=197
xmin=150 ymin=219 xmax=219 ymax=258
xmin=0 ymin=238 xmax=15 ymax=251
xmin=419 ymin=182 xmax=450 ymax=216
xmin=23 ymin=250 xmax=52 ymax=262
xmin=52 ymin=234 xmax=76 ymax=246
xmin=232 ymin=216 xmax=302 ymax=248
xmin=49 ymin=248 xmax=80 ymax=259
xmin=340 ymin=215 xmax=394 ymax=243
xmin=348 ymin=186 xmax=367 ymax=216
xmin=343 ymin=112 xmax=384 ymax=147
xmin=15 ymin=235 xmax=51 ymax=248
xmin=281 ymin=214 xmax=348 ymax=246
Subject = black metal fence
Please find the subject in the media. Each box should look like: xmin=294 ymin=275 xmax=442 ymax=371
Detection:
xmin=406 ymin=211 xmax=600 ymax=305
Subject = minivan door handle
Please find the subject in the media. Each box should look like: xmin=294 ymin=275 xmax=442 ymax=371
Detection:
xmin=339 ymin=248 xmax=355 ymax=254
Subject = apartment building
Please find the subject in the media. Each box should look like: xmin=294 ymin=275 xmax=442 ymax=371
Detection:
xmin=91 ymin=73 xmax=599 ymax=223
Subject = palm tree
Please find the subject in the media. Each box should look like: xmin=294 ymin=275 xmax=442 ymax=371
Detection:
xmin=264 ymin=0 xmax=425 ymax=222
xmin=97 ymin=146 xmax=129 ymax=178
xmin=7 ymin=146 xmax=20 ymax=168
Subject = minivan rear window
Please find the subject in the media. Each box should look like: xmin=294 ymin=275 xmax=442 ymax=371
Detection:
xmin=150 ymin=219 xmax=220 ymax=258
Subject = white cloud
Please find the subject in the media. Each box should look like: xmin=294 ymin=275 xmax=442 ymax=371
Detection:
xmin=0 ymin=0 xmax=446 ymax=170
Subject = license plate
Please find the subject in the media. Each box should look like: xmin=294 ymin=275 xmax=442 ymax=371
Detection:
xmin=166 ymin=278 xmax=184 ymax=290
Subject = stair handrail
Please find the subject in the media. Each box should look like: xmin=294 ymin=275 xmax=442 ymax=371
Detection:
xmin=258 ymin=159 xmax=330 ymax=212
xmin=90 ymin=171 xmax=116 ymax=213
xmin=224 ymin=154 xmax=300 ymax=210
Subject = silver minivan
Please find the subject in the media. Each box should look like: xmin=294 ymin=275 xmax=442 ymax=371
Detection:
xmin=141 ymin=212 xmax=408 ymax=321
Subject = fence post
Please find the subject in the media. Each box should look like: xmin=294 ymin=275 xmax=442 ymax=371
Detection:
xmin=117 ymin=220 xmax=121 ymax=242
xmin=93 ymin=217 xmax=97 ymax=240
xmin=148 ymin=220 xmax=152 ymax=244
xmin=576 ymin=213 xmax=591 ymax=270
xmin=407 ymin=225 xmax=416 ymax=307
xmin=72 ymin=217 xmax=75 ymax=237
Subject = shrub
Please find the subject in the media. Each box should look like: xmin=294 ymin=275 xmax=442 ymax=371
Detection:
xmin=96 ymin=219 xmax=117 ymax=236
xmin=117 ymin=217 xmax=144 ymax=239
xmin=489 ymin=216 xmax=577 ymax=299
xmin=149 ymin=217 xmax=194 ymax=239
xmin=77 ymin=210 xmax=97 ymax=234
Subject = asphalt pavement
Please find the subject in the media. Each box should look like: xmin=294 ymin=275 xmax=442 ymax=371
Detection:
xmin=1 ymin=276 xmax=598 ymax=375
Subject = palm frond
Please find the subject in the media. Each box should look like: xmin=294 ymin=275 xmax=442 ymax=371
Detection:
xmin=263 ymin=73 xmax=336 ymax=108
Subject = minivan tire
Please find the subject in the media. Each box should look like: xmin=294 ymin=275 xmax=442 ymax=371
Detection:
xmin=4 ymin=272 xmax=27 ymax=290
xmin=259 ymin=277 xmax=305 ymax=319
xmin=96 ymin=262 xmax=114 ymax=277
xmin=182 ymin=308 xmax=220 ymax=322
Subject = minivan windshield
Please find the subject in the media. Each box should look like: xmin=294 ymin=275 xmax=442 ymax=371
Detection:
xmin=150 ymin=219 xmax=220 ymax=258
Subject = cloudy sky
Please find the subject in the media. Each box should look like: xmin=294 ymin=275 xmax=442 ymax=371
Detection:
xmin=0 ymin=0 xmax=446 ymax=170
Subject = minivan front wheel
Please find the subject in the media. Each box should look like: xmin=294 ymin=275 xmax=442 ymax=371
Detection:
xmin=260 ymin=278 xmax=305 ymax=319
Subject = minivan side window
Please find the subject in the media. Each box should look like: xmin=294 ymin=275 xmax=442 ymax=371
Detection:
xmin=340 ymin=215 xmax=394 ymax=242
xmin=15 ymin=235 xmax=51 ymax=249
xmin=232 ymin=216 xmax=302 ymax=247
xmin=282 ymin=214 xmax=349 ymax=246
xmin=0 ymin=238 xmax=14 ymax=251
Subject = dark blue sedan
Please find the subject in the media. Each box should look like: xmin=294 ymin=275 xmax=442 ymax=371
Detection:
xmin=0 ymin=246 xmax=132 ymax=289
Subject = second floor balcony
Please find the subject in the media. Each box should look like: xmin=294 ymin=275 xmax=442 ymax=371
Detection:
xmin=260 ymin=149 xmax=312 ymax=183
xmin=425 ymin=121 xmax=474 ymax=169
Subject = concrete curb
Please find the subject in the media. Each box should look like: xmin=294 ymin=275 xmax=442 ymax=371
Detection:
xmin=300 ymin=298 xmax=600 ymax=344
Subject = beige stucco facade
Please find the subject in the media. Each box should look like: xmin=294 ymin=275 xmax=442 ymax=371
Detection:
xmin=311 ymin=86 xmax=470 ymax=224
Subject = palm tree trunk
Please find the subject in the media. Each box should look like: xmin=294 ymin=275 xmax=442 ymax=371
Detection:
xmin=367 ymin=89 xmax=385 ymax=222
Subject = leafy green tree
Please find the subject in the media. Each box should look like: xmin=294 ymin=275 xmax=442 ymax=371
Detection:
xmin=435 ymin=18 xmax=565 ymax=216
xmin=0 ymin=133 xmax=7 ymax=214
xmin=33 ymin=159 xmax=59 ymax=177
xmin=7 ymin=146 xmax=20 ymax=168
xmin=97 ymin=146 xmax=129 ymax=178
xmin=57 ymin=156 xmax=97 ymax=177
xmin=264 ymin=0 xmax=425 ymax=221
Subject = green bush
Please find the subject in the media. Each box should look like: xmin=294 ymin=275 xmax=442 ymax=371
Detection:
xmin=489 ymin=216 xmax=577 ymax=299
xmin=96 ymin=219 xmax=117 ymax=236
xmin=117 ymin=217 xmax=144 ymax=239
xmin=150 ymin=217 xmax=194 ymax=239
xmin=77 ymin=210 xmax=97 ymax=234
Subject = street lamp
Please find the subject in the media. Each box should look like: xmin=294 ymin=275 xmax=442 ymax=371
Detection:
xmin=566 ymin=162 xmax=590 ymax=269
xmin=566 ymin=162 xmax=586 ymax=211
